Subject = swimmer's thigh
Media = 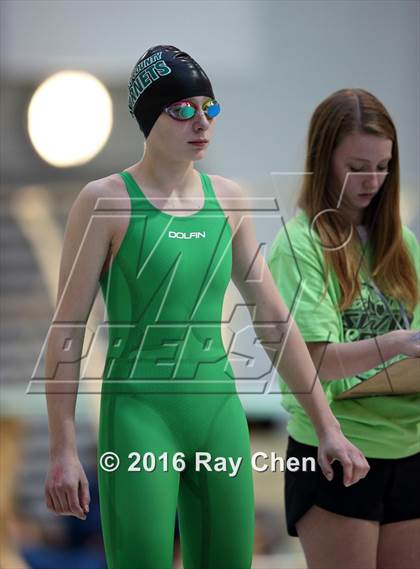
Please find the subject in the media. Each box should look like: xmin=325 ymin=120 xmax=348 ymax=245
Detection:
xmin=178 ymin=396 xmax=254 ymax=569
xmin=98 ymin=394 xmax=180 ymax=569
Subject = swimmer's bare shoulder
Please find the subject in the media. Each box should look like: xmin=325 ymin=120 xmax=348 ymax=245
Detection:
xmin=55 ymin=173 xmax=129 ymax=322
xmin=207 ymin=174 xmax=249 ymax=232
xmin=208 ymin=174 xmax=261 ymax=285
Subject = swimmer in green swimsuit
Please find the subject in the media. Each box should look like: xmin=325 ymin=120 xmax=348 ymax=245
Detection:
xmin=44 ymin=46 xmax=370 ymax=569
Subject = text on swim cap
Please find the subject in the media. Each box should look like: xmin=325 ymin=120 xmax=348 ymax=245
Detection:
xmin=128 ymin=52 xmax=172 ymax=112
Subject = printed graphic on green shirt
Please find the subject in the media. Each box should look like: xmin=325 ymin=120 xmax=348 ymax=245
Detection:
xmin=342 ymin=281 xmax=411 ymax=381
xmin=342 ymin=281 xmax=410 ymax=341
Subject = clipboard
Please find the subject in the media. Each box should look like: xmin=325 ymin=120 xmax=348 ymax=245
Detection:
xmin=334 ymin=357 xmax=420 ymax=400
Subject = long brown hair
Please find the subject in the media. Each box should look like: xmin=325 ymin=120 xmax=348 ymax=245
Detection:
xmin=297 ymin=88 xmax=418 ymax=313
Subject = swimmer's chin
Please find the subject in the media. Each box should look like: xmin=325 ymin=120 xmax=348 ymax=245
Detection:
xmin=187 ymin=143 xmax=210 ymax=158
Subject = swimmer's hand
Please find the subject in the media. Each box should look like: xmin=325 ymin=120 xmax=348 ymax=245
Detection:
xmin=317 ymin=427 xmax=370 ymax=487
xmin=45 ymin=451 xmax=90 ymax=520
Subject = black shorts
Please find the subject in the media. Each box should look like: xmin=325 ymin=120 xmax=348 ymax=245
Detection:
xmin=285 ymin=436 xmax=420 ymax=537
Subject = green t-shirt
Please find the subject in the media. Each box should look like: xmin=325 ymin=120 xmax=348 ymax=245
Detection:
xmin=268 ymin=210 xmax=420 ymax=459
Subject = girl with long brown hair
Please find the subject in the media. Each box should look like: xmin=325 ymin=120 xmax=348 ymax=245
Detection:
xmin=269 ymin=88 xmax=420 ymax=569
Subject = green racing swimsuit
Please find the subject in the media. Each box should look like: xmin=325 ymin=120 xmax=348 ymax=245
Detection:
xmin=97 ymin=171 xmax=254 ymax=569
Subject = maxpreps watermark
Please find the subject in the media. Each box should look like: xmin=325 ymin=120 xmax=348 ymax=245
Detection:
xmin=99 ymin=451 xmax=316 ymax=477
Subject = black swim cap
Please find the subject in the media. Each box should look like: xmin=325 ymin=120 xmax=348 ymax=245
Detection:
xmin=128 ymin=45 xmax=215 ymax=138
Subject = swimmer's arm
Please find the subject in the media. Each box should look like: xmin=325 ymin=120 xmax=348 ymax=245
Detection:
xmin=307 ymin=332 xmax=420 ymax=381
xmin=214 ymin=177 xmax=369 ymax=484
xmin=45 ymin=181 xmax=112 ymax=457
xmin=218 ymin=180 xmax=337 ymax=431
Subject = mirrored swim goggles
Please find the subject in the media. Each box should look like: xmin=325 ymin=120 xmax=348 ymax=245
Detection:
xmin=164 ymin=99 xmax=221 ymax=121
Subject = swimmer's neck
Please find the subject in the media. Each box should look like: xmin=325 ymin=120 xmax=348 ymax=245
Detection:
xmin=129 ymin=150 xmax=198 ymax=196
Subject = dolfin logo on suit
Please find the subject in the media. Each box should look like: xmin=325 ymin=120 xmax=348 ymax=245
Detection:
xmin=168 ymin=231 xmax=206 ymax=240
